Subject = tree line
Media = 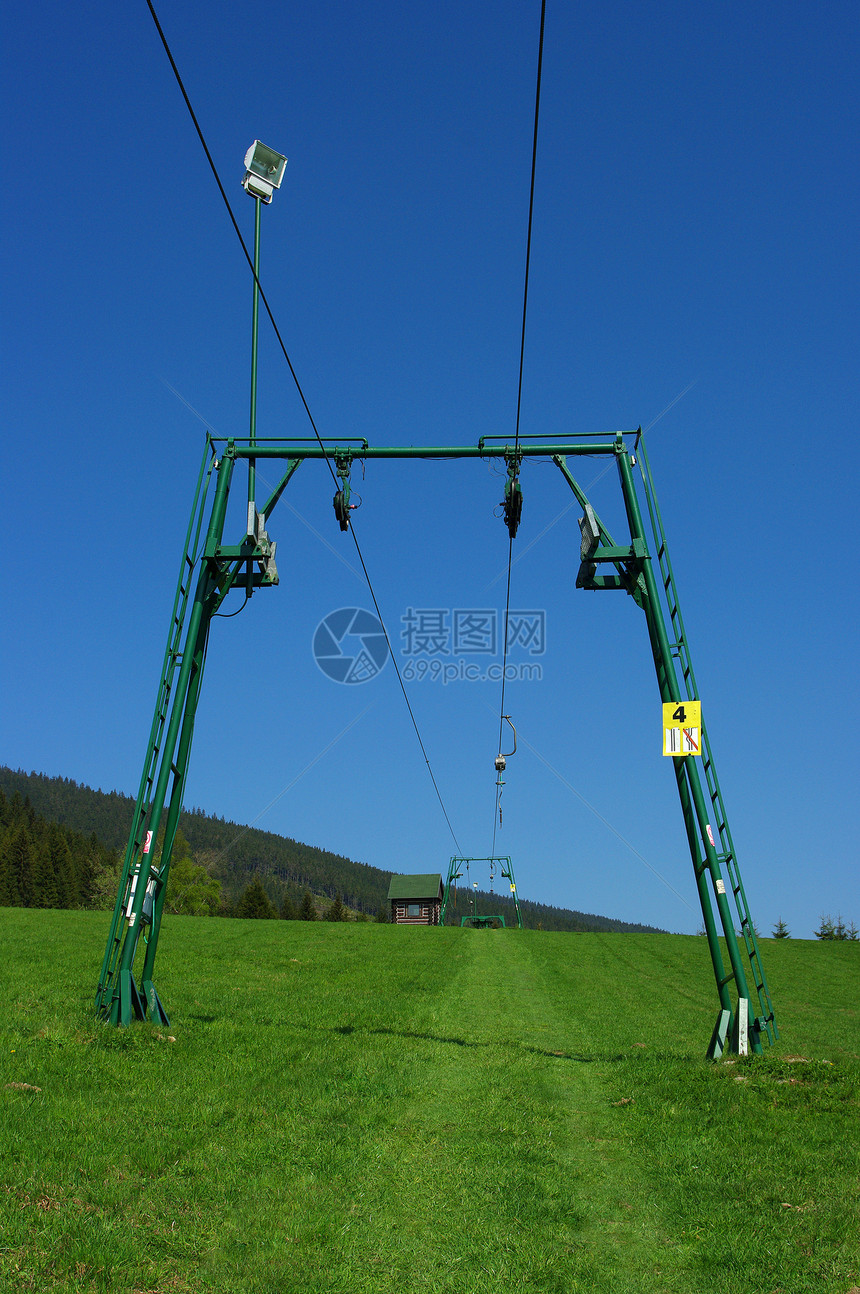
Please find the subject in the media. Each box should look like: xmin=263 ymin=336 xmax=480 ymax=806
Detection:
xmin=233 ymin=878 xmax=388 ymax=922
xmin=771 ymin=916 xmax=858 ymax=939
xmin=814 ymin=915 xmax=858 ymax=940
xmin=0 ymin=767 xmax=669 ymax=932
xmin=0 ymin=767 xmax=391 ymax=918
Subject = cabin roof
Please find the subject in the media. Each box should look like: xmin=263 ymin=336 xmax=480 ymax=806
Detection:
xmin=387 ymin=873 xmax=444 ymax=901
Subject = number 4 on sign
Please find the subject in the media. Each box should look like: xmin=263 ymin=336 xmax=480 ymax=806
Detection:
xmin=663 ymin=700 xmax=702 ymax=757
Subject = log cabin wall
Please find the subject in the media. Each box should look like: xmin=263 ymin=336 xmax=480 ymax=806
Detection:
xmin=390 ymin=898 xmax=441 ymax=925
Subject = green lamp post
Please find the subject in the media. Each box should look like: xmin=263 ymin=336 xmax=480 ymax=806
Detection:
xmin=241 ymin=140 xmax=288 ymax=519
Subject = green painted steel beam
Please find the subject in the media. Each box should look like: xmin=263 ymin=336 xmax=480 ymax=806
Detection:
xmin=261 ymin=457 xmax=302 ymax=519
xmin=248 ymin=193 xmax=262 ymax=511
xmin=585 ymin=543 xmax=645 ymax=563
xmin=614 ymin=447 xmax=764 ymax=1055
xmin=213 ymin=543 xmax=272 ymax=559
xmin=578 ymin=573 xmax=631 ymax=591
xmin=222 ymin=440 xmax=625 ymax=461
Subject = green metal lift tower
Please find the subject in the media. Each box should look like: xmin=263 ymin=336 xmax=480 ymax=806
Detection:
xmin=440 ymin=857 xmax=524 ymax=928
xmin=95 ymin=428 xmax=777 ymax=1058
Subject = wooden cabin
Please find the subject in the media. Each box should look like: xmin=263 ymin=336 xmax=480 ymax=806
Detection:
xmin=387 ymin=874 xmax=444 ymax=926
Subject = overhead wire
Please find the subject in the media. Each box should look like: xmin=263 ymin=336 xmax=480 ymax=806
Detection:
xmin=346 ymin=530 xmax=464 ymax=855
xmin=491 ymin=0 xmax=547 ymax=856
xmin=145 ymin=0 xmax=462 ymax=855
xmin=145 ymin=0 xmax=338 ymax=491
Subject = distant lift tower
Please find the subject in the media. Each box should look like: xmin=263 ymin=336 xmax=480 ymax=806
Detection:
xmin=94 ymin=422 xmax=777 ymax=1058
xmin=440 ymin=857 xmax=524 ymax=928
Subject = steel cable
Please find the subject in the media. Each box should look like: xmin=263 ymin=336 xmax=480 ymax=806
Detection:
xmin=145 ymin=0 xmax=462 ymax=854
xmin=491 ymin=0 xmax=547 ymax=855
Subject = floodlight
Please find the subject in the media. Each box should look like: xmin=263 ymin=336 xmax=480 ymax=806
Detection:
xmin=242 ymin=140 xmax=287 ymax=202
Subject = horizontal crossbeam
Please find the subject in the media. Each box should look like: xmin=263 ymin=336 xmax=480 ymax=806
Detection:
xmin=219 ymin=438 xmax=630 ymax=461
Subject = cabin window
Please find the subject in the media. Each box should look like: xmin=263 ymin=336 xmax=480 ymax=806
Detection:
xmin=407 ymin=903 xmax=420 ymax=917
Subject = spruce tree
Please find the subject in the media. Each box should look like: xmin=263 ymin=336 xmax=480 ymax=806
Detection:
xmin=280 ymin=894 xmax=298 ymax=920
xmin=30 ymin=841 xmax=61 ymax=908
xmin=7 ymin=792 xmax=25 ymax=827
xmin=0 ymin=840 xmax=21 ymax=905
xmin=47 ymin=826 xmax=74 ymax=908
xmin=235 ymin=878 xmax=277 ymax=919
xmin=74 ymin=841 xmax=98 ymax=910
xmin=299 ymin=890 xmax=317 ymax=921
xmin=324 ymin=894 xmax=346 ymax=922
xmin=771 ymin=918 xmax=790 ymax=939
xmin=7 ymin=827 xmax=33 ymax=907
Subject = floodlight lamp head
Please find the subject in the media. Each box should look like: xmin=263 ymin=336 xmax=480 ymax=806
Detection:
xmin=242 ymin=140 xmax=287 ymax=203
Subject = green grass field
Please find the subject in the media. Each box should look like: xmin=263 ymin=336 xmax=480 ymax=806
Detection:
xmin=1 ymin=910 xmax=857 ymax=1293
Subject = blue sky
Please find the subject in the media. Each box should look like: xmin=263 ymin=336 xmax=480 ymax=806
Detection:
xmin=2 ymin=1 xmax=857 ymax=940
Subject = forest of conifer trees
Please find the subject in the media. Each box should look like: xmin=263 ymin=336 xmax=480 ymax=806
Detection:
xmin=0 ymin=788 xmax=119 ymax=909
xmin=0 ymin=768 xmax=665 ymax=932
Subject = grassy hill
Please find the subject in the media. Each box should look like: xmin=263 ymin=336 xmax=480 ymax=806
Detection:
xmin=0 ymin=766 xmax=665 ymax=931
xmin=1 ymin=910 xmax=857 ymax=1293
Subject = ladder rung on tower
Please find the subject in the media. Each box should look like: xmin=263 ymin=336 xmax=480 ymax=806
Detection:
xmin=95 ymin=441 xmax=216 ymax=1017
xmin=636 ymin=435 xmax=778 ymax=1043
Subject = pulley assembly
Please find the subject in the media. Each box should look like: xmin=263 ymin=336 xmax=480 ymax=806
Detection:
xmin=333 ymin=489 xmax=352 ymax=530
xmin=499 ymin=450 xmax=524 ymax=538
xmin=333 ymin=453 xmax=358 ymax=531
xmin=503 ymin=476 xmax=523 ymax=538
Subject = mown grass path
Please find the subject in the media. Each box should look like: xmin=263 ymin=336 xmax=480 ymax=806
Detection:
xmin=1 ymin=911 xmax=857 ymax=1292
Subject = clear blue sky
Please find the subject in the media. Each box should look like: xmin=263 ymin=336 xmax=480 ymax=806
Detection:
xmin=2 ymin=1 xmax=857 ymax=939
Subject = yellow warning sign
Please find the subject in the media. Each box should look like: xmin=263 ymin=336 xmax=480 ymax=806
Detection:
xmin=663 ymin=700 xmax=702 ymax=757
